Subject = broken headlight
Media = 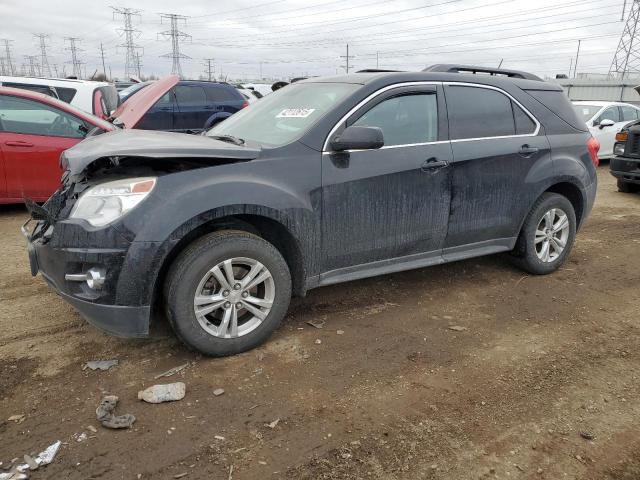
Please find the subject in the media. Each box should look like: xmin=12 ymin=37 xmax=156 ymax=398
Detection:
xmin=70 ymin=177 xmax=156 ymax=227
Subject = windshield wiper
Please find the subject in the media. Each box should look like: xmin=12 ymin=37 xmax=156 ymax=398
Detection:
xmin=209 ymin=134 xmax=245 ymax=146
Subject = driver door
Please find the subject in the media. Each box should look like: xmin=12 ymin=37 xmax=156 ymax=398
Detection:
xmin=0 ymin=94 xmax=86 ymax=200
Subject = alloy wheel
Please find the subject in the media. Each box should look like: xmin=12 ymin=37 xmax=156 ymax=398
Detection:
xmin=534 ymin=208 xmax=570 ymax=263
xmin=193 ymin=257 xmax=275 ymax=338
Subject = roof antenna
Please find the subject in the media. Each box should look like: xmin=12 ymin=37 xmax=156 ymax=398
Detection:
xmin=497 ymin=58 xmax=504 ymax=68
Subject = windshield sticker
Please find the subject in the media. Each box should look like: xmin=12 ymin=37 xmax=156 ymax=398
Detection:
xmin=276 ymin=108 xmax=316 ymax=118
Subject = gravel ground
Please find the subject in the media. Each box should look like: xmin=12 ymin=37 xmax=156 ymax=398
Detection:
xmin=1 ymin=165 xmax=639 ymax=480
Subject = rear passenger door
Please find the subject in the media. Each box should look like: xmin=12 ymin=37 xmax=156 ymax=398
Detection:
xmin=174 ymin=85 xmax=209 ymax=132
xmin=443 ymin=83 xmax=550 ymax=255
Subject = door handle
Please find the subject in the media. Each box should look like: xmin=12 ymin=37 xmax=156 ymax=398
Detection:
xmin=518 ymin=144 xmax=539 ymax=156
xmin=5 ymin=140 xmax=34 ymax=147
xmin=421 ymin=157 xmax=448 ymax=172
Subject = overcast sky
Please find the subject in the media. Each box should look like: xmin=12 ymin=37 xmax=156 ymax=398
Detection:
xmin=0 ymin=0 xmax=630 ymax=81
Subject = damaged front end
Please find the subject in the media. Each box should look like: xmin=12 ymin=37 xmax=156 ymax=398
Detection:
xmin=23 ymin=128 xmax=262 ymax=338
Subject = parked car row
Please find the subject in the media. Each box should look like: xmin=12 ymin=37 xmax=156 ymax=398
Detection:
xmin=21 ymin=65 xmax=599 ymax=357
xmin=0 ymin=76 xmax=180 ymax=202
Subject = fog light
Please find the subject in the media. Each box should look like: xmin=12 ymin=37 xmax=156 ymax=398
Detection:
xmin=65 ymin=267 xmax=106 ymax=290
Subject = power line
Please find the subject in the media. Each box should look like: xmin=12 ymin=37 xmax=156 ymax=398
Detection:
xmin=158 ymin=13 xmax=191 ymax=78
xmin=64 ymin=37 xmax=84 ymax=78
xmin=34 ymin=33 xmax=52 ymax=77
xmin=112 ymin=7 xmax=143 ymax=79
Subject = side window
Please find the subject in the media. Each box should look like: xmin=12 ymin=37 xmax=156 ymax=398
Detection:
xmin=0 ymin=95 xmax=87 ymax=138
xmin=620 ymin=105 xmax=639 ymax=122
xmin=206 ymin=86 xmax=241 ymax=102
xmin=351 ymin=92 xmax=438 ymax=146
xmin=175 ymin=85 xmax=207 ymax=106
xmin=596 ymin=106 xmax=621 ymax=124
xmin=446 ymin=85 xmax=517 ymax=139
xmin=513 ymin=102 xmax=536 ymax=135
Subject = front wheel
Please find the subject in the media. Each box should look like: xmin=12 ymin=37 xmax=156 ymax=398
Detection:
xmin=511 ymin=193 xmax=576 ymax=275
xmin=164 ymin=230 xmax=292 ymax=356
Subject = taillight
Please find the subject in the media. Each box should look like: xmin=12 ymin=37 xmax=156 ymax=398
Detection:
xmin=241 ymin=100 xmax=249 ymax=109
xmin=587 ymin=136 xmax=600 ymax=167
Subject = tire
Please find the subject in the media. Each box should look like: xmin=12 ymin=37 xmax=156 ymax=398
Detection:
xmin=164 ymin=230 xmax=292 ymax=356
xmin=511 ymin=193 xmax=577 ymax=275
xmin=617 ymin=179 xmax=638 ymax=193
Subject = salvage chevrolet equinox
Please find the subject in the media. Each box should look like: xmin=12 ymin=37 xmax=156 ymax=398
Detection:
xmin=23 ymin=65 xmax=599 ymax=356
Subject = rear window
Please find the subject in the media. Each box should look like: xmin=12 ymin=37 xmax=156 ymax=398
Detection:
xmin=206 ymin=85 xmax=242 ymax=102
xmin=97 ymin=86 xmax=119 ymax=113
xmin=526 ymin=89 xmax=588 ymax=132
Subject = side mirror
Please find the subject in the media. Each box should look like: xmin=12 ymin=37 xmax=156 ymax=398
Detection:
xmin=330 ymin=126 xmax=384 ymax=152
xmin=599 ymin=118 xmax=615 ymax=129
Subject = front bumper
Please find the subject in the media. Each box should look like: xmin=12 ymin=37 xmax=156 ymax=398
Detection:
xmin=610 ymin=156 xmax=640 ymax=184
xmin=24 ymin=218 xmax=155 ymax=338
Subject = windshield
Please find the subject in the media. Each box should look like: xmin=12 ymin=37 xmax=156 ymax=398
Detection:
xmin=573 ymin=104 xmax=602 ymax=121
xmin=118 ymin=81 xmax=151 ymax=102
xmin=207 ymin=82 xmax=359 ymax=147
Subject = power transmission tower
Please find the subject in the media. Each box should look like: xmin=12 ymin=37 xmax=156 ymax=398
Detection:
xmin=1 ymin=39 xmax=16 ymax=76
xmin=24 ymin=55 xmax=40 ymax=77
xmin=34 ymin=33 xmax=52 ymax=77
xmin=203 ymin=58 xmax=215 ymax=81
xmin=64 ymin=37 xmax=84 ymax=78
xmin=610 ymin=0 xmax=640 ymax=79
xmin=340 ymin=44 xmax=354 ymax=73
xmin=159 ymin=13 xmax=191 ymax=78
xmin=0 ymin=57 xmax=5 ymax=75
xmin=112 ymin=7 xmax=143 ymax=79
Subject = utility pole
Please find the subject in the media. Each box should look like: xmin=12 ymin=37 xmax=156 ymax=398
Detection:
xmin=64 ymin=37 xmax=84 ymax=78
xmin=573 ymin=40 xmax=581 ymax=79
xmin=159 ymin=13 xmax=191 ymax=78
xmin=24 ymin=55 xmax=40 ymax=77
xmin=376 ymin=51 xmax=379 ymax=69
xmin=0 ymin=57 xmax=5 ymax=76
xmin=610 ymin=0 xmax=640 ymax=79
xmin=34 ymin=33 xmax=52 ymax=77
xmin=203 ymin=58 xmax=214 ymax=81
xmin=112 ymin=7 xmax=143 ymax=79
xmin=134 ymin=50 xmax=143 ymax=78
xmin=340 ymin=44 xmax=354 ymax=74
xmin=1 ymin=39 xmax=16 ymax=76
xmin=99 ymin=43 xmax=107 ymax=78
xmin=569 ymin=57 xmax=574 ymax=78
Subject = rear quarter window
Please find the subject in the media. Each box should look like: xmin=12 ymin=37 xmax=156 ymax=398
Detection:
xmin=206 ymin=85 xmax=242 ymax=102
xmin=54 ymin=87 xmax=77 ymax=103
xmin=524 ymin=89 xmax=588 ymax=132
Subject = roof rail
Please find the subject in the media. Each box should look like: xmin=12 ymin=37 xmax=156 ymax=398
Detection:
xmin=356 ymin=69 xmax=403 ymax=73
xmin=423 ymin=64 xmax=543 ymax=81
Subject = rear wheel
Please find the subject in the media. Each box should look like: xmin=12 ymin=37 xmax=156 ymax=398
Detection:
xmin=511 ymin=193 xmax=576 ymax=275
xmin=165 ymin=230 xmax=291 ymax=356
xmin=617 ymin=179 xmax=639 ymax=193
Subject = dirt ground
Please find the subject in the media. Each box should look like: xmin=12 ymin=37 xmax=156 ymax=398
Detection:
xmin=1 ymin=165 xmax=640 ymax=480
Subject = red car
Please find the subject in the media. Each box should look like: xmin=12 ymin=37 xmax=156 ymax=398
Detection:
xmin=0 ymin=76 xmax=179 ymax=203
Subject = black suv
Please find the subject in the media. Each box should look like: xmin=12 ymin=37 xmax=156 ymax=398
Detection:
xmin=24 ymin=65 xmax=599 ymax=356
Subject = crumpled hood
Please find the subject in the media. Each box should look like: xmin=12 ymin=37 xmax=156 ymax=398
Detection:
xmin=62 ymin=129 xmax=261 ymax=176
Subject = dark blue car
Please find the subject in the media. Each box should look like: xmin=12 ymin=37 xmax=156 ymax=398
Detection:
xmin=119 ymin=80 xmax=248 ymax=132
